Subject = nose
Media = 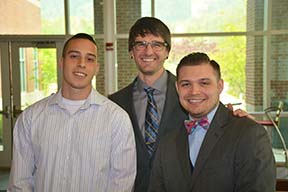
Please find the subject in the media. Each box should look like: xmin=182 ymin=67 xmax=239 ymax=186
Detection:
xmin=78 ymin=57 xmax=86 ymax=68
xmin=188 ymin=84 xmax=201 ymax=94
xmin=144 ymin=43 xmax=154 ymax=54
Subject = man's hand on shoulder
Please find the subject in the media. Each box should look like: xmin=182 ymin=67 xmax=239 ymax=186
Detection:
xmin=226 ymin=103 xmax=255 ymax=120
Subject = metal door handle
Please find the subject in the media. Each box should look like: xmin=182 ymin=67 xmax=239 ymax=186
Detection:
xmin=0 ymin=106 xmax=11 ymax=118
xmin=13 ymin=105 xmax=23 ymax=118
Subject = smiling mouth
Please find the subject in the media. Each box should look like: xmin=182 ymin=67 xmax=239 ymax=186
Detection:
xmin=73 ymin=72 xmax=87 ymax=77
xmin=142 ymin=58 xmax=156 ymax=62
xmin=187 ymin=99 xmax=204 ymax=103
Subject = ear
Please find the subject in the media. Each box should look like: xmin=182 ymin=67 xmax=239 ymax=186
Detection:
xmin=165 ymin=50 xmax=170 ymax=59
xmin=166 ymin=53 xmax=169 ymax=59
xmin=129 ymin=51 xmax=134 ymax=59
xmin=218 ymin=79 xmax=224 ymax=94
xmin=175 ymin=81 xmax=179 ymax=93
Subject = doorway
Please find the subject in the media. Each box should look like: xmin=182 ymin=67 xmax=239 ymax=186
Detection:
xmin=0 ymin=38 xmax=63 ymax=168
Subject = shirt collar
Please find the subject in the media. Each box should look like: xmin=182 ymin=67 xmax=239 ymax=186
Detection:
xmin=135 ymin=70 xmax=168 ymax=94
xmin=48 ymin=88 xmax=107 ymax=109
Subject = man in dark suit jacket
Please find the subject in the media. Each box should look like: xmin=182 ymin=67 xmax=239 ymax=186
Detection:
xmin=109 ymin=71 xmax=187 ymax=192
xmin=148 ymin=52 xmax=276 ymax=192
xmin=109 ymin=17 xmax=188 ymax=192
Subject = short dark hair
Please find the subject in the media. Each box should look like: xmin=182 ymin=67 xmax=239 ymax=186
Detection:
xmin=62 ymin=33 xmax=97 ymax=57
xmin=176 ymin=52 xmax=221 ymax=80
xmin=128 ymin=17 xmax=171 ymax=52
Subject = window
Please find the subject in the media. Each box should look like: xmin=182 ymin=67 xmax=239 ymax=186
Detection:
xmin=141 ymin=0 xmax=247 ymax=107
xmin=0 ymin=0 xmax=94 ymax=35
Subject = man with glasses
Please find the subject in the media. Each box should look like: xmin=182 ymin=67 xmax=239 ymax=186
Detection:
xmin=109 ymin=17 xmax=248 ymax=192
xmin=109 ymin=17 xmax=182 ymax=192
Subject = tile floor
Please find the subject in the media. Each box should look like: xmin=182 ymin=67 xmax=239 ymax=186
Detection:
xmin=0 ymin=149 xmax=286 ymax=191
xmin=0 ymin=169 xmax=9 ymax=191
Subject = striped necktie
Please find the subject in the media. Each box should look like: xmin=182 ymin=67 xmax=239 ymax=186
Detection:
xmin=144 ymin=87 xmax=160 ymax=156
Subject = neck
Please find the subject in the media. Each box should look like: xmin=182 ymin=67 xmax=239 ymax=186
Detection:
xmin=189 ymin=114 xmax=208 ymax=120
xmin=61 ymin=86 xmax=92 ymax=100
xmin=138 ymin=69 xmax=165 ymax=86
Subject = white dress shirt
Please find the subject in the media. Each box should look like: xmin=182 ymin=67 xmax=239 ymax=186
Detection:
xmin=8 ymin=89 xmax=136 ymax=192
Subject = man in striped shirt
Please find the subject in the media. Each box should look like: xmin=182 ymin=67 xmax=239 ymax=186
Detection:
xmin=8 ymin=33 xmax=136 ymax=192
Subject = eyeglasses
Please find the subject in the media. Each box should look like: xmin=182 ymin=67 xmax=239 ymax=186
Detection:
xmin=132 ymin=41 xmax=168 ymax=51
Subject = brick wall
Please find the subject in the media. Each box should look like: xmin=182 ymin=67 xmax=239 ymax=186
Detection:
xmin=246 ymin=0 xmax=288 ymax=111
xmin=117 ymin=39 xmax=138 ymax=89
xmin=246 ymin=0 xmax=264 ymax=111
xmin=271 ymin=0 xmax=288 ymax=30
xmin=267 ymin=0 xmax=288 ymax=107
xmin=0 ymin=0 xmax=41 ymax=34
xmin=94 ymin=0 xmax=141 ymax=94
xmin=94 ymin=1 xmax=104 ymax=34
xmin=115 ymin=0 xmax=141 ymax=90
xmin=95 ymin=39 xmax=105 ymax=93
xmin=116 ymin=0 xmax=141 ymax=34
xmin=270 ymin=34 xmax=288 ymax=102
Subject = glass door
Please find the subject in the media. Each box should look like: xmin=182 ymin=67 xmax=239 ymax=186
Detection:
xmin=0 ymin=42 xmax=12 ymax=168
xmin=0 ymin=39 xmax=63 ymax=168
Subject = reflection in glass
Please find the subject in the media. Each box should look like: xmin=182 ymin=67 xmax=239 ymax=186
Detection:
xmin=165 ymin=36 xmax=246 ymax=108
xmin=271 ymin=0 xmax=288 ymax=30
xmin=19 ymin=48 xmax=58 ymax=110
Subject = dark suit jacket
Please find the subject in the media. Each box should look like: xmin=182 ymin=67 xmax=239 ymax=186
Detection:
xmin=109 ymin=71 xmax=187 ymax=192
xmin=148 ymin=103 xmax=276 ymax=192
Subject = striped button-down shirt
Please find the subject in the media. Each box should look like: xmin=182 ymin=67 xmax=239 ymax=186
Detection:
xmin=8 ymin=89 xmax=136 ymax=192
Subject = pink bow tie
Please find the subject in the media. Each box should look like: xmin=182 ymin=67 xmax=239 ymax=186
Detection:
xmin=184 ymin=117 xmax=209 ymax=135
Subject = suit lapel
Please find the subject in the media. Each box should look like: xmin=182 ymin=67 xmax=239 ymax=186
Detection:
xmin=176 ymin=125 xmax=194 ymax=183
xmin=190 ymin=103 xmax=230 ymax=190
xmin=158 ymin=71 xmax=185 ymax=136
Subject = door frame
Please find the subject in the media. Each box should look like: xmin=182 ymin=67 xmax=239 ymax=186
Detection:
xmin=0 ymin=36 xmax=65 ymax=168
xmin=0 ymin=41 xmax=12 ymax=168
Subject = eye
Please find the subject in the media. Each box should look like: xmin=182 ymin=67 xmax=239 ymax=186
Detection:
xmin=152 ymin=42 xmax=162 ymax=49
xmin=180 ymin=82 xmax=190 ymax=87
xmin=134 ymin=41 xmax=146 ymax=48
xmin=87 ymin=56 xmax=96 ymax=62
xmin=69 ymin=53 xmax=79 ymax=59
xmin=137 ymin=42 xmax=146 ymax=48
xmin=200 ymin=80 xmax=210 ymax=86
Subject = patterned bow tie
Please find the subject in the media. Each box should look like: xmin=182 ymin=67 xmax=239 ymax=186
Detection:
xmin=184 ymin=117 xmax=209 ymax=135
